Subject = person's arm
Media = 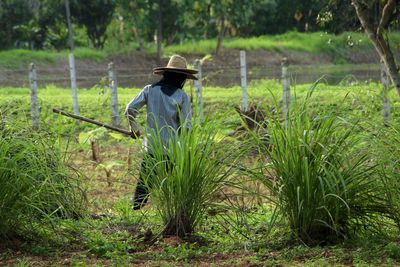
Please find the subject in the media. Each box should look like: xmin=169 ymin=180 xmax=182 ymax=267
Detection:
xmin=125 ymin=86 xmax=149 ymax=136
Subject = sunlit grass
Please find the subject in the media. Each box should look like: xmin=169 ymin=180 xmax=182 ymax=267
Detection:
xmin=0 ymin=47 xmax=107 ymax=68
xmin=249 ymin=84 xmax=389 ymax=243
xmin=3 ymin=31 xmax=400 ymax=69
xmin=164 ymin=31 xmax=400 ymax=55
xmin=143 ymin=117 xmax=239 ymax=237
xmin=0 ymin=113 xmax=87 ymax=240
xmin=0 ymin=80 xmax=399 ymax=134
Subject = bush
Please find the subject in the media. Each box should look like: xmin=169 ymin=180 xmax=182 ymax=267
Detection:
xmin=250 ymin=87 xmax=386 ymax=243
xmin=0 ymin=117 xmax=87 ymax=241
xmin=142 ymin=119 xmax=237 ymax=238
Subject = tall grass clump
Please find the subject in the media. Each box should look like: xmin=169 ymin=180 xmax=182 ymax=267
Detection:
xmin=0 ymin=115 xmax=87 ymax=241
xmin=251 ymin=86 xmax=386 ymax=243
xmin=141 ymin=118 xmax=237 ymax=238
xmin=373 ymin=125 xmax=400 ymax=230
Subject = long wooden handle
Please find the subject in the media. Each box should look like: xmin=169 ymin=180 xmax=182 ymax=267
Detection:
xmin=52 ymin=108 xmax=134 ymax=137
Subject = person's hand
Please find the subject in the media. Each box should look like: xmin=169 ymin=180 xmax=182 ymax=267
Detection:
xmin=131 ymin=130 xmax=141 ymax=139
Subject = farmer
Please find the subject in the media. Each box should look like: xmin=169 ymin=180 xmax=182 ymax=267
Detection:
xmin=125 ymin=55 xmax=198 ymax=210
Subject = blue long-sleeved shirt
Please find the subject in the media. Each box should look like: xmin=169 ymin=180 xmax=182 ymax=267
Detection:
xmin=125 ymin=84 xmax=192 ymax=148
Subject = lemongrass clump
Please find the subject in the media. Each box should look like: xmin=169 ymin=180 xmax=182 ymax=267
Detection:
xmin=372 ymin=125 xmax=400 ymax=230
xmin=0 ymin=117 xmax=87 ymax=241
xmin=250 ymin=85 xmax=386 ymax=243
xmin=141 ymin=118 xmax=237 ymax=237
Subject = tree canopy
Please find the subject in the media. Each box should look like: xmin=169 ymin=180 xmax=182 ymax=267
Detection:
xmin=1 ymin=0 xmax=397 ymax=51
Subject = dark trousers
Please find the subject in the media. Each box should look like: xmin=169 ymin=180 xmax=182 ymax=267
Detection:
xmin=132 ymin=154 xmax=170 ymax=210
xmin=132 ymin=156 xmax=152 ymax=210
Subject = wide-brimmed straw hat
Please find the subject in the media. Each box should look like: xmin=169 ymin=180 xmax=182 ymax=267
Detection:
xmin=153 ymin=55 xmax=198 ymax=80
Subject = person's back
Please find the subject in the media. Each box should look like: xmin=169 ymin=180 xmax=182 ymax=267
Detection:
xmin=126 ymin=73 xmax=192 ymax=146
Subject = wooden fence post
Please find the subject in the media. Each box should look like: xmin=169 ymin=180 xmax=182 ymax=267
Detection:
xmin=282 ymin=57 xmax=290 ymax=125
xmin=381 ymin=61 xmax=391 ymax=125
xmin=108 ymin=62 xmax=119 ymax=127
xmin=29 ymin=63 xmax=39 ymax=129
xmin=240 ymin=50 xmax=248 ymax=112
xmin=69 ymin=53 xmax=79 ymax=116
xmin=194 ymin=59 xmax=203 ymax=118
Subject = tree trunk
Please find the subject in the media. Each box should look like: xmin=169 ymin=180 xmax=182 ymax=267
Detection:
xmin=157 ymin=0 xmax=163 ymax=64
xmin=215 ymin=16 xmax=226 ymax=56
xmin=132 ymin=17 xmax=144 ymax=53
xmin=352 ymin=0 xmax=400 ymax=97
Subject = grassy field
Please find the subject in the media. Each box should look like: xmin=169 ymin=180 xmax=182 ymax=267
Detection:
xmin=1 ymin=80 xmax=400 ymax=266
xmin=2 ymin=79 xmax=399 ymax=129
xmin=2 ymin=31 xmax=399 ymax=69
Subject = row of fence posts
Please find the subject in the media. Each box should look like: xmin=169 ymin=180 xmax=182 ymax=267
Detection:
xmin=28 ymin=50 xmax=391 ymax=129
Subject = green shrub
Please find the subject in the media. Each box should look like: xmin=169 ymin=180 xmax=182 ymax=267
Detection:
xmin=142 ymin=118 xmax=237 ymax=237
xmin=250 ymin=86 xmax=386 ymax=243
xmin=0 ymin=116 xmax=87 ymax=240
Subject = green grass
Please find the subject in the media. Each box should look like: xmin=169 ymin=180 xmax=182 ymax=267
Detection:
xmin=0 ymin=79 xmax=399 ymax=134
xmin=0 ymin=49 xmax=58 ymax=68
xmin=144 ymin=116 xmax=239 ymax=237
xmin=0 ymin=113 xmax=87 ymax=241
xmin=249 ymin=85 xmax=388 ymax=243
xmin=1 ymin=81 xmax=400 ymax=265
xmin=164 ymin=31 xmax=397 ymax=56
xmin=3 ymin=31 xmax=400 ymax=69
xmin=0 ymin=48 xmax=107 ymax=68
xmin=373 ymin=125 xmax=400 ymax=230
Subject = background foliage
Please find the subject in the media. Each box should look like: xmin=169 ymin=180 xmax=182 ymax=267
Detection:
xmin=0 ymin=0 xmax=378 ymax=50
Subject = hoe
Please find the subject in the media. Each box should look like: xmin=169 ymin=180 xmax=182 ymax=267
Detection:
xmin=52 ymin=108 xmax=136 ymax=138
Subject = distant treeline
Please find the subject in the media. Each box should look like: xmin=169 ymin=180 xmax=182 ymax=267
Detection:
xmin=0 ymin=0 xmax=386 ymax=51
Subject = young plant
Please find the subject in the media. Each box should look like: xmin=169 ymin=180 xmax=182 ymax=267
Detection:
xmin=141 ymin=118 xmax=237 ymax=238
xmin=250 ymin=85 xmax=386 ymax=243
xmin=96 ymin=160 xmax=124 ymax=186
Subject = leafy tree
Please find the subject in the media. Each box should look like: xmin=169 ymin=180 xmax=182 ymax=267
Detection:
xmin=317 ymin=0 xmax=360 ymax=34
xmin=271 ymin=0 xmax=330 ymax=34
xmin=158 ymin=0 xmax=259 ymax=53
xmin=116 ymin=0 xmax=147 ymax=52
xmin=0 ymin=0 xmax=36 ymax=49
xmin=70 ymin=0 xmax=116 ymax=49
xmin=352 ymin=0 xmax=400 ymax=97
xmin=297 ymin=0 xmax=329 ymax=32
xmin=238 ymin=0 xmax=278 ymax=36
xmin=34 ymin=0 xmax=69 ymax=50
